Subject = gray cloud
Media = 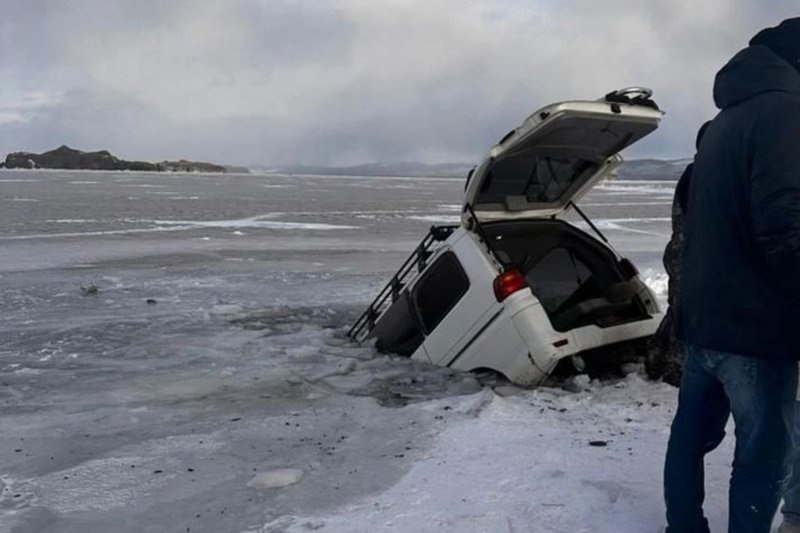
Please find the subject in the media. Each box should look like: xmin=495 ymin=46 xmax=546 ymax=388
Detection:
xmin=1 ymin=1 xmax=798 ymax=166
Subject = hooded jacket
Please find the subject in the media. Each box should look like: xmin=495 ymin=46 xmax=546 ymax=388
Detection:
xmin=676 ymin=44 xmax=800 ymax=360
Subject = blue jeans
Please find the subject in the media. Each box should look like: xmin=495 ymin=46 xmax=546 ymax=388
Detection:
xmin=664 ymin=345 xmax=797 ymax=533
xmin=781 ymin=399 xmax=800 ymax=524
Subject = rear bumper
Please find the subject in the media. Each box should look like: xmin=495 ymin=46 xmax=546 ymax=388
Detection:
xmin=508 ymin=293 xmax=662 ymax=385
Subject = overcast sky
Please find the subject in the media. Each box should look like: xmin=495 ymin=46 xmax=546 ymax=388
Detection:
xmin=0 ymin=1 xmax=797 ymax=166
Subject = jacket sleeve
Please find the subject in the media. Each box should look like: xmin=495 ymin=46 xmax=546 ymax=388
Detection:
xmin=750 ymin=98 xmax=800 ymax=299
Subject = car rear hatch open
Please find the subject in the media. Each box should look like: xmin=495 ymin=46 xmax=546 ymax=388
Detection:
xmin=463 ymin=88 xmax=664 ymax=223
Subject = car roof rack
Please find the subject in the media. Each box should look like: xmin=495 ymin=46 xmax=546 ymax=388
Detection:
xmin=348 ymin=224 xmax=457 ymax=342
xmin=602 ymin=87 xmax=659 ymax=111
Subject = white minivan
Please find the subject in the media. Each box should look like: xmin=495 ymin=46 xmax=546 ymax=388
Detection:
xmin=349 ymin=88 xmax=665 ymax=387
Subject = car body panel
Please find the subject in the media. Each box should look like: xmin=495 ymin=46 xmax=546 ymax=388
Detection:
xmin=408 ymin=230 xmax=503 ymax=367
xmin=463 ymin=99 xmax=663 ymax=223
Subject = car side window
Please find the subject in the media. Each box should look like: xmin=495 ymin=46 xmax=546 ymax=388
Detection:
xmin=413 ymin=251 xmax=470 ymax=334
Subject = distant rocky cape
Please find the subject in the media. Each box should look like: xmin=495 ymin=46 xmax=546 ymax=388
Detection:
xmin=0 ymin=145 xmax=247 ymax=173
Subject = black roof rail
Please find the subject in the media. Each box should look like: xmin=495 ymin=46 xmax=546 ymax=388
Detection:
xmin=348 ymin=224 xmax=458 ymax=342
xmin=603 ymin=87 xmax=659 ymax=111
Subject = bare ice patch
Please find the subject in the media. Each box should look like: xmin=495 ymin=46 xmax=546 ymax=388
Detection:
xmin=0 ymin=225 xmax=196 ymax=241
xmin=150 ymin=218 xmax=359 ymax=231
xmin=405 ymin=214 xmax=461 ymax=224
xmin=46 ymin=219 xmax=101 ymax=224
xmin=21 ymin=432 xmax=226 ymax=514
xmin=579 ymin=201 xmax=672 ymax=207
xmin=574 ymin=218 xmax=671 ymax=238
xmin=595 ymin=183 xmax=676 ymax=196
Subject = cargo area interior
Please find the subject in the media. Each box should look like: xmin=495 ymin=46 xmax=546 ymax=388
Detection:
xmin=486 ymin=219 xmax=651 ymax=332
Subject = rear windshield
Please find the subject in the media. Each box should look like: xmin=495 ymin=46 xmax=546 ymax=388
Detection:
xmin=482 ymin=155 xmax=598 ymax=205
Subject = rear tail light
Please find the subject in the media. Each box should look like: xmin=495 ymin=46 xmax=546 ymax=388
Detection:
xmin=493 ymin=269 xmax=528 ymax=302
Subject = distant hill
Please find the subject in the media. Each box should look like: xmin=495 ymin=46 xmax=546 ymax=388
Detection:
xmin=254 ymin=158 xmax=689 ymax=180
xmin=0 ymin=145 xmax=245 ymax=173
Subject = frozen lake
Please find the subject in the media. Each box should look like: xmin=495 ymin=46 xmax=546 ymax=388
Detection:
xmin=0 ymin=170 xmax=737 ymax=532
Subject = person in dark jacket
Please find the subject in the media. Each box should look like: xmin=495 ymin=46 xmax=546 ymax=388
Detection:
xmin=645 ymin=121 xmax=710 ymax=386
xmin=664 ymin=17 xmax=800 ymax=533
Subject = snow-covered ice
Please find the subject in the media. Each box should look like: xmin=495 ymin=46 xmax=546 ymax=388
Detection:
xmin=279 ymin=377 xmax=734 ymax=533
xmin=0 ymin=169 xmax=748 ymax=532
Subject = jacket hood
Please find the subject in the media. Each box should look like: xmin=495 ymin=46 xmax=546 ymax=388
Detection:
xmin=750 ymin=17 xmax=800 ymax=72
xmin=713 ymin=45 xmax=800 ymax=109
